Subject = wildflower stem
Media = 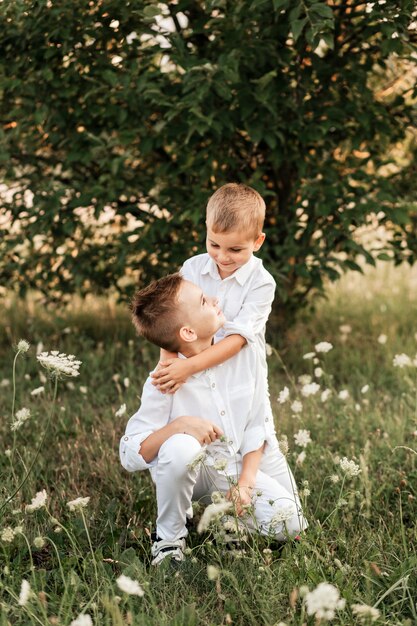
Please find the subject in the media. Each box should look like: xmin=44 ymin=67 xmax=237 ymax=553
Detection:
xmin=80 ymin=508 xmax=100 ymax=593
xmin=11 ymin=351 xmax=19 ymax=420
xmin=0 ymin=376 xmax=58 ymax=515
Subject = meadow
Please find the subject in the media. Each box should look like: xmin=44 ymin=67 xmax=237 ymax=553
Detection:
xmin=0 ymin=262 xmax=416 ymax=626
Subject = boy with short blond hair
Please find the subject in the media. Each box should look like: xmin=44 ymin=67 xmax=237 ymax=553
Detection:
xmin=206 ymin=183 xmax=266 ymax=238
xmin=152 ymin=182 xmax=276 ymax=451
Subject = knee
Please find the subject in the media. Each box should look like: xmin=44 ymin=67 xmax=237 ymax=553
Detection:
xmin=262 ymin=499 xmax=307 ymax=540
xmin=158 ymin=434 xmax=202 ymax=478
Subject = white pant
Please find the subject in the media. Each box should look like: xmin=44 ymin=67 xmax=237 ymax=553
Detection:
xmin=150 ymin=434 xmax=307 ymax=542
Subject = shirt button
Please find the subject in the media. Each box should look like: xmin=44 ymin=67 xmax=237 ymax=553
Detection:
xmin=265 ymin=418 xmax=269 ymax=422
xmin=124 ymin=436 xmax=129 ymax=441
xmin=220 ymin=410 xmax=225 ymax=416
xmin=212 ymin=383 xmax=216 ymax=388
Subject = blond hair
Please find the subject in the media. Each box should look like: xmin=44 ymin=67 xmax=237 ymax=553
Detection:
xmin=206 ymin=183 xmax=265 ymax=239
xmin=131 ymin=273 xmax=183 ymax=352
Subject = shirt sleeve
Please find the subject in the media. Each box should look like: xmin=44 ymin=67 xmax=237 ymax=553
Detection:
xmin=222 ymin=278 xmax=276 ymax=345
xmin=119 ymin=376 xmax=172 ymax=472
xmin=239 ymin=352 xmax=272 ymax=457
xmin=180 ymin=257 xmax=196 ymax=283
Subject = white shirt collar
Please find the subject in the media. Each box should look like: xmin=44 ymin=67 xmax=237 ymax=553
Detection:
xmin=201 ymin=255 xmax=257 ymax=286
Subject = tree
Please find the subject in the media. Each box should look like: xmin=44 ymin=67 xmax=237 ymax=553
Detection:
xmin=0 ymin=0 xmax=416 ymax=323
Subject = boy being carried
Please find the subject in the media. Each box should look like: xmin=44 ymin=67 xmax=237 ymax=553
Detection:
xmin=120 ymin=274 xmax=306 ymax=566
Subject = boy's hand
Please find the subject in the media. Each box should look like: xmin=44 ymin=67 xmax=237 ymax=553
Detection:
xmin=177 ymin=416 xmax=223 ymax=446
xmin=151 ymin=358 xmax=193 ymax=394
xmin=226 ymin=483 xmax=253 ymax=517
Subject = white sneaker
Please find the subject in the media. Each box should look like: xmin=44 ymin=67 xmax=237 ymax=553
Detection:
xmin=151 ymin=536 xmax=186 ymax=566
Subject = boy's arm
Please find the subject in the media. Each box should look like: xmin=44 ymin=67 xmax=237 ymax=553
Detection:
xmin=227 ymin=445 xmax=264 ymax=516
xmin=140 ymin=416 xmax=224 ymax=463
xmin=222 ymin=279 xmax=275 ymax=345
xmin=152 ymin=334 xmax=246 ymax=392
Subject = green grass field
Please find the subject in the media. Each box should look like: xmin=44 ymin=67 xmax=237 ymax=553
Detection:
xmin=0 ymin=263 xmax=416 ymax=625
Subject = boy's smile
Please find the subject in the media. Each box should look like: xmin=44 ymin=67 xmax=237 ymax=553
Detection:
xmin=206 ymin=227 xmax=265 ymax=279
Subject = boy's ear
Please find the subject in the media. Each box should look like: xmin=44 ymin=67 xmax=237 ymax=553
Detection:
xmin=253 ymin=232 xmax=266 ymax=251
xmin=179 ymin=326 xmax=198 ymax=343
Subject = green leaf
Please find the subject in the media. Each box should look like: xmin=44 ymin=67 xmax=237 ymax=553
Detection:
xmin=291 ymin=16 xmax=308 ymax=41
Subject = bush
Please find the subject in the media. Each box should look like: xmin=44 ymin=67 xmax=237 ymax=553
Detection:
xmin=0 ymin=0 xmax=416 ymax=321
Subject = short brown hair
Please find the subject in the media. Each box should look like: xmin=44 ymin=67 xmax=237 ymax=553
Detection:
xmin=206 ymin=183 xmax=265 ymax=239
xmin=131 ymin=273 xmax=183 ymax=352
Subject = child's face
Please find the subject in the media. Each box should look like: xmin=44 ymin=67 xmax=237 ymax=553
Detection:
xmin=177 ymin=280 xmax=225 ymax=340
xmin=206 ymin=226 xmax=265 ymax=278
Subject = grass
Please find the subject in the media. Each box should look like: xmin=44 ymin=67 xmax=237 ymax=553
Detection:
xmin=0 ymin=262 xmax=416 ymax=625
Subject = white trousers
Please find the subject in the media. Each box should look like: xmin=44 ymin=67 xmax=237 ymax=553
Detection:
xmin=149 ymin=434 xmax=307 ymax=542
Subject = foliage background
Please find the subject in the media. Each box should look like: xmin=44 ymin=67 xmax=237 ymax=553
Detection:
xmin=0 ymin=0 xmax=416 ymax=321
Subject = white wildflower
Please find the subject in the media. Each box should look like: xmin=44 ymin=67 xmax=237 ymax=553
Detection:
xmin=115 ymin=403 xmax=126 ymax=417
xmin=37 ymin=351 xmax=82 ymax=378
xmin=361 ymin=385 xmax=369 ymax=394
xmin=18 ymin=579 xmax=31 ymax=606
xmin=79 ymin=386 xmax=88 ymax=394
xmin=302 ymin=352 xmax=316 ymax=360
xmin=26 ymin=489 xmax=48 ymax=512
xmin=11 ymin=407 xmax=31 ymax=431
xmin=338 ymin=389 xmax=349 ymax=400
xmin=30 ymin=386 xmax=45 ymax=396
xmin=278 ymin=435 xmax=289 ymax=455
xmin=393 ymin=353 xmax=412 ymax=368
xmin=315 ymin=341 xmax=333 ymax=353
xmin=301 ymin=488 xmax=311 ymax=497
xmin=17 ymin=340 xmax=30 ymax=353
xmin=213 ymin=459 xmax=228 ymax=471
xmin=70 ymin=614 xmax=93 ymax=626
xmin=321 ymin=389 xmax=332 ymax=403
xmin=351 ymin=603 xmax=380 ymax=622
xmin=301 ymin=382 xmax=320 ymax=397
xmin=33 ymin=536 xmax=45 ymax=549
xmin=330 ymin=474 xmax=340 ymax=483
xmin=67 ymin=496 xmax=90 ymax=512
xmin=377 ymin=334 xmax=387 ymax=345
xmin=123 ymin=377 xmax=130 ymax=388
xmin=207 ymin=564 xmax=220 ymax=580
xmin=305 ymin=582 xmax=346 ymax=621
xmin=1 ymin=378 xmax=10 ymax=387
xmin=294 ymin=429 xmax=311 ymax=448
xmin=291 ymin=400 xmax=303 ymax=414
xmin=265 ymin=343 xmax=273 ymax=357
xmin=187 ymin=450 xmax=207 ymax=470
xmin=36 ymin=341 xmax=44 ymax=355
xmin=5 ymin=448 xmax=12 ymax=458
xmin=314 ymin=367 xmax=323 ymax=378
xmin=278 ymin=386 xmax=290 ymax=404
xmin=339 ymin=324 xmax=352 ymax=335
xmin=298 ymin=374 xmax=312 ymax=385
xmin=339 ymin=457 xmax=361 ymax=478
xmin=296 ymin=451 xmax=306 ymax=466
xmin=211 ymin=491 xmax=226 ymax=504
xmin=197 ymin=501 xmax=232 ymax=533
xmin=1 ymin=527 xmax=15 ymax=542
xmin=116 ymin=574 xmax=145 ymax=596
xmin=14 ymin=525 xmax=23 ymax=534
xmin=270 ymin=505 xmax=295 ymax=526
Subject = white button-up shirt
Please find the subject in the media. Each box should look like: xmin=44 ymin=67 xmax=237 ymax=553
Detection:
xmin=181 ymin=253 xmax=276 ymax=383
xmin=120 ymin=344 xmax=274 ymax=474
